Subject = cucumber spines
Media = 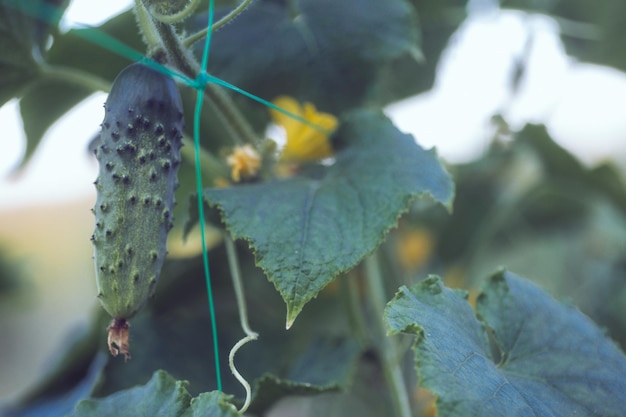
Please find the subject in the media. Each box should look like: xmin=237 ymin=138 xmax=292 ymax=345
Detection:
xmin=92 ymin=63 xmax=184 ymax=358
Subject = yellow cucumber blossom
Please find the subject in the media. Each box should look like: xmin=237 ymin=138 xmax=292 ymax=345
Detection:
xmin=226 ymin=144 xmax=261 ymax=182
xmin=396 ymin=228 xmax=434 ymax=271
xmin=270 ymin=96 xmax=338 ymax=162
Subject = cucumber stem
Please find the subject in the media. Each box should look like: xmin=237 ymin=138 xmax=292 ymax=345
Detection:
xmin=107 ymin=318 xmax=131 ymax=361
xmin=364 ymin=253 xmax=412 ymax=417
xmin=153 ymin=20 xmax=258 ymax=146
xmin=133 ymin=0 xmax=163 ymax=52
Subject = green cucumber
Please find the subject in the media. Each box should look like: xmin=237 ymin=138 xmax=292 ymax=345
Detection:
xmin=92 ymin=62 xmax=183 ymax=359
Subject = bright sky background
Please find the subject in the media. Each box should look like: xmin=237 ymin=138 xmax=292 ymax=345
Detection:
xmin=1 ymin=0 xmax=626 ymax=208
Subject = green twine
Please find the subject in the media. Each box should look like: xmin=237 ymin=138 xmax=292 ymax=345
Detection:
xmin=193 ymin=0 xmax=223 ymax=392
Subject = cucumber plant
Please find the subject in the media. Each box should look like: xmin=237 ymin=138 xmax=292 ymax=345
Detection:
xmin=2 ymin=0 xmax=626 ymax=416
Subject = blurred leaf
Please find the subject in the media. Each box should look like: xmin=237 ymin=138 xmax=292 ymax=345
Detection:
xmin=249 ymin=337 xmax=360 ymax=414
xmin=470 ymin=201 xmax=626 ymax=349
xmin=377 ymin=0 xmax=467 ymax=103
xmin=0 ymin=0 xmax=71 ymax=107
xmin=427 ymin=124 xmax=626 ymax=270
xmin=201 ymin=109 xmax=454 ymax=325
xmin=0 ymin=1 xmax=41 ymax=106
xmin=518 ymin=125 xmax=626 ymax=215
xmin=4 ymin=353 xmax=106 ymax=417
xmin=18 ymin=80 xmax=93 ymax=168
xmin=18 ymin=8 xmax=142 ymax=167
xmin=0 ymin=247 xmax=23 ymax=297
xmin=193 ymin=0 xmax=420 ymax=112
xmin=71 ymin=370 xmax=192 ymax=417
xmin=32 ymin=0 xmax=69 ymax=46
xmin=262 ymin=357 xmax=393 ymax=417
xmin=502 ymin=0 xmax=626 ymax=73
xmin=385 ymin=271 xmax=626 ymax=417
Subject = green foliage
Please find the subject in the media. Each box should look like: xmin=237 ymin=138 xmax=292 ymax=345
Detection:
xmin=385 ymin=271 xmax=626 ymax=417
xmin=2 ymin=1 xmax=626 ymax=416
xmin=18 ymin=9 xmax=144 ymax=166
xmin=422 ymin=123 xmax=626 ymax=347
xmin=200 ymin=109 xmax=453 ymax=325
xmin=502 ymin=0 xmax=626 ymax=73
xmin=70 ymin=370 xmax=237 ymax=417
xmin=194 ymin=0 xmax=420 ymax=112
xmin=0 ymin=1 xmax=45 ymax=106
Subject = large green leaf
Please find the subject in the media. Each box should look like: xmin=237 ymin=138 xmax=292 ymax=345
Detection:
xmin=385 ymin=271 xmax=626 ymax=417
xmin=203 ymin=109 xmax=454 ymax=326
xmin=71 ymin=370 xmax=191 ymax=417
xmin=0 ymin=1 xmax=42 ymax=106
xmin=71 ymin=370 xmax=238 ymax=417
xmin=192 ymin=0 xmax=419 ymax=112
xmin=0 ymin=0 xmax=71 ymax=106
xmin=18 ymin=9 xmax=143 ymax=168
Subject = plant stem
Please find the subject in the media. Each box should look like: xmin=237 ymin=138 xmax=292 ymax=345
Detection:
xmin=143 ymin=0 xmax=203 ymax=24
xmin=182 ymin=0 xmax=255 ymax=48
xmin=133 ymin=0 xmax=162 ymax=51
xmin=341 ymin=271 xmax=368 ymax=344
xmin=364 ymin=253 xmax=412 ymax=417
xmin=224 ymin=235 xmax=258 ymax=414
xmin=40 ymin=64 xmax=110 ymax=93
xmin=153 ymin=20 xmax=258 ymax=146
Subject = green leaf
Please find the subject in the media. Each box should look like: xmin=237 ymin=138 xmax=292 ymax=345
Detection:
xmin=249 ymin=337 xmax=360 ymax=414
xmin=4 ymin=352 xmax=106 ymax=417
xmin=385 ymin=271 xmax=626 ymax=417
xmin=0 ymin=1 xmax=41 ymax=106
xmin=192 ymin=0 xmax=420 ymax=112
xmin=18 ymin=80 xmax=93 ymax=167
xmin=0 ymin=0 xmax=71 ymax=107
xmin=252 ymin=357 xmax=394 ymax=417
xmin=71 ymin=370 xmax=192 ymax=417
xmin=203 ymin=109 xmax=454 ymax=326
xmin=18 ymin=9 xmax=143 ymax=167
xmin=377 ymin=0 xmax=467 ymax=103
xmin=503 ymin=0 xmax=626 ymax=73
xmin=70 ymin=369 xmax=238 ymax=417
xmin=180 ymin=392 xmax=238 ymax=417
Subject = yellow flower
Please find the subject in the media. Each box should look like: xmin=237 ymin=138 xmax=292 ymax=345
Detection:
xmin=226 ymin=145 xmax=261 ymax=182
xmin=396 ymin=228 xmax=434 ymax=271
xmin=270 ymin=96 xmax=338 ymax=162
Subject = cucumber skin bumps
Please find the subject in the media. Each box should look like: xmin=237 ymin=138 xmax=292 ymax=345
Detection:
xmin=92 ymin=62 xmax=183 ymax=359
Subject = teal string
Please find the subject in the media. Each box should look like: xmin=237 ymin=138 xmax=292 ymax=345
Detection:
xmin=193 ymin=0 xmax=223 ymax=392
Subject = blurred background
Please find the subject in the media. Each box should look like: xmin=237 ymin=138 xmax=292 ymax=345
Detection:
xmin=1 ymin=0 xmax=626 ymax=406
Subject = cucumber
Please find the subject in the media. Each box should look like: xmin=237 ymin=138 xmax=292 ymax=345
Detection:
xmin=92 ymin=62 xmax=183 ymax=359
